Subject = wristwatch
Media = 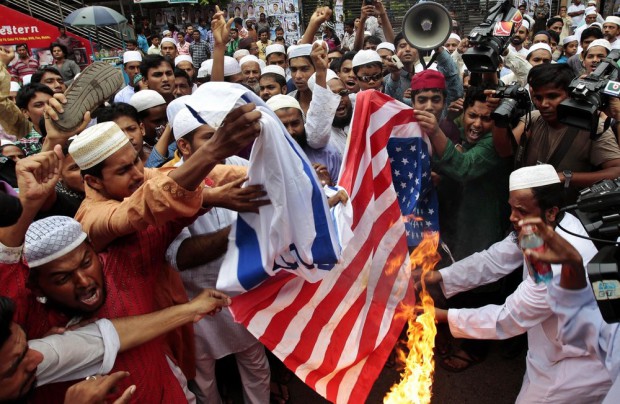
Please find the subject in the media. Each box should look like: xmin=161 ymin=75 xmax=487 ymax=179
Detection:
xmin=563 ymin=170 xmax=573 ymax=188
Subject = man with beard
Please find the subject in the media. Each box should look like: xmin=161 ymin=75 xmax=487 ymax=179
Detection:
xmin=160 ymin=37 xmax=178 ymax=61
xmin=239 ymin=55 xmax=261 ymax=93
xmin=114 ymin=51 xmax=142 ymax=104
xmin=258 ymin=65 xmax=288 ymax=102
xmin=9 ymin=44 xmax=39 ymax=81
xmin=603 ymin=16 xmax=620 ymax=50
xmin=508 ymin=19 xmax=530 ymax=57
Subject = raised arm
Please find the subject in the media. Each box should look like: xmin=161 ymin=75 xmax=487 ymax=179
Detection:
xmin=299 ymin=7 xmax=332 ymax=45
xmin=210 ymin=6 xmax=232 ymax=82
xmin=374 ymin=0 xmax=394 ymax=43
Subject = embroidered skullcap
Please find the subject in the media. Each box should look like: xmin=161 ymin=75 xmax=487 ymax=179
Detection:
xmin=174 ymin=55 xmax=193 ymax=66
xmin=129 ymin=89 xmax=166 ymax=112
xmin=266 ymin=94 xmax=302 ymax=113
xmin=563 ymin=35 xmax=578 ymax=45
xmin=307 ymin=69 xmax=340 ymax=92
xmin=266 ymin=44 xmax=286 ymax=57
xmin=132 ymin=73 xmax=143 ymax=85
xmin=526 ymin=43 xmax=552 ymax=59
xmin=287 ymin=44 xmax=312 ymax=59
xmin=509 ymin=164 xmax=560 ymax=191
xmin=261 ymin=65 xmax=286 ymax=78
xmin=161 ymin=38 xmax=176 ymax=46
xmin=376 ymin=42 xmax=396 ymax=52
xmin=1 ymin=139 xmax=15 ymax=146
xmin=585 ymin=6 xmax=597 ymax=16
xmin=173 ymin=107 xmax=203 ymax=140
xmin=24 ymin=216 xmax=87 ymax=268
xmin=605 ymin=16 xmax=620 ymax=27
xmin=448 ymin=33 xmax=461 ymax=42
xmin=410 ymin=69 xmax=446 ymax=91
xmin=521 ymin=19 xmax=530 ymax=31
xmin=69 ymin=121 xmax=130 ymax=170
xmin=167 ymin=95 xmax=192 ymax=129
xmin=223 ymin=56 xmax=241 ymax=76
xmin=123 ymin=50 xmax=142 ymax=64
xmin=585 ymin=38 xmax=611 ymax=54
xmin=9 ymin=81 xmax=20 ymax=92
xmin=233 ymin=49 xmax=250 ymax=60
xmin=352 ymin=49 xmax=382 ymax=68
xmin=239 ymin=55 xmax=260 ymax=68
xmin=22 ymin=74 xmax=32 ymax=86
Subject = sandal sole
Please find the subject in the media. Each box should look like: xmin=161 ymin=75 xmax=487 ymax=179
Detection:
xmin=53 ymin=62 xmax=124 ymax=132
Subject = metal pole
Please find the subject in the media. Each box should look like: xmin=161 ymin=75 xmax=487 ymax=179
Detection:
xmin=119 ymin=0 xmax=126 ymax=18
xmin=26 ymin=0 xmax=33 ymax=16
xmin=55 ymin=0 xmax=64 ymax=23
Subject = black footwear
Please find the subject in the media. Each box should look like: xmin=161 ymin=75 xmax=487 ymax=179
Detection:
xmin=53 ymin=62 xmax=124 ymax=132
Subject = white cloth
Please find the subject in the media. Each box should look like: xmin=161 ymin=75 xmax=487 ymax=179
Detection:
xmin=568 ymin=3 xmax=586 ymax=27
xmin=501 ymin=50 xmax=531 ymax=87
xmin=33 ymin=319 xmax=119 ymax=386
xmin=305 ymin=83 xmax=341 ymax=150
xmin=508 ymin=44 xmax=529 ymax=57
xmin=443 ymin=213 xmax=612 ymax=403
xmin=547 ymin=279 xmax=620 ymax=404
xmin=113 ymin=85 xmax=135 ymax=104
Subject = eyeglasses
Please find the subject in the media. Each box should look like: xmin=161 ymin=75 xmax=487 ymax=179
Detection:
xmin=356 ymin=73 xmax=383 ymax=83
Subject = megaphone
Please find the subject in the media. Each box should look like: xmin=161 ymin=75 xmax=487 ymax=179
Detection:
xmin=402 ymin=2 xmax=453 ymax=51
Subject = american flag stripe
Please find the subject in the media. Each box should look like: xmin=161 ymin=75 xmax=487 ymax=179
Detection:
xmin=229 ymin=90 xmax=419 ymax=403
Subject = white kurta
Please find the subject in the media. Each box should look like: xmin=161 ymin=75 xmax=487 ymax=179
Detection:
xmin=113 ymin=85 xmax=135 ymax=104
xmin=441 ymin=213 xmax=612 ymax=403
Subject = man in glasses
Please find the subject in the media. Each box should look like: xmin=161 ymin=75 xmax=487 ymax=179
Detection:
xmin=351 ymin=49 xmax=384 ymax=91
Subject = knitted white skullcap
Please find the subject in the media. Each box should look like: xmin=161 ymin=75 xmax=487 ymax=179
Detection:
xmin=266 ymin=44 xmax=286 ymax=57
xmin=9 ymin=81 xmax=20 ymax=92
xmin=239 ymin=55 xmax=260 ymax=68
xmin=161 ymin=37 xmax=176 ymax=46
xmin=586 ymin=38 xmax=612 ymax=54
xmin=68 ymin=121 xmax=130 ymax=170
xmin=261 ymin=65 xmax=286 ymax=78
xmin=287 ymin=44 xmax=312 ymax=59
xmin=24 ymin=216 xmax=87 ymax=268
xmin=448 ymin=33 xmax=461 ymax=43
xmin=174 ymin=55 xmax=193 ymax=66
xmin=585 ymin=6 xmax=597 ymax=16
xmin=376 ymin=42 xmax=396 ymax=52
xmin=352 ymin=49 xmax=382 ymax=68
xmin=521 ymin=20 xmax=530 ymax=31
xmin=167 ymin=95 xmax=192 ymax=129
xmin=233 ymin=49 xmax=250 ymax=60
xmin=509 ymin=165 xmax=560 ymax=191
xmin=123 ymin=51 xmax=142 ymax=64
xmin=266 ymin=94 xmax=302 ymax=112
xmin=563 ymin=35 xmax=578 ymax=45
xmin=22 ymin=74 xmax=32 ymax=86
xmin=526 ymin=43 xmax=552 ymax=58
xmin=605 ymin=16 xmax=620 ymax=27
xmin=307 ymin=69 xmax=340 ymax=92
xmin=129 ymin=89 xmax=166 ymax=112
xmin=223 ymin=56 xmax=241 ymax=76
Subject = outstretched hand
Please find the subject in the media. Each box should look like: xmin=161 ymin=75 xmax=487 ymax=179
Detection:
xmin=16 ymin=145 xmax=64 ymax=209
xmin=189 ymin=288 xmax=233 ymax=322
xmin=211 ymin=6 xmax=234 ymax=46
xmin=203 ymin=176 xmax=270 ymax=213
xmin=43 ymin=93 xmax=91 ymax=151
xmin=205 ymin=103 xmax=262 ymax=162
xmin=64 ymin=371 xmax=135 ymax=404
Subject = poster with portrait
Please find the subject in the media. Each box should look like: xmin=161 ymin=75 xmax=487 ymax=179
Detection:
xmin=268 ymin=0 xmax=283 ymax=16
xmin=335 ymin=4 xmax=345 ymax=40
xmin=34 ymin=49 xmax=54 ymax=67
xmin=283 ymin=13 xmax=300 ymax=45
xmin=254 ymin=0 xmax=268 ymax=18
xmin=73 ymin=48 xmax=88 ymax=67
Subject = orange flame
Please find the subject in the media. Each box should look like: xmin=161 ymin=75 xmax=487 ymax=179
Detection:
xmin=384 ymin=232 xmax=441 ymax=404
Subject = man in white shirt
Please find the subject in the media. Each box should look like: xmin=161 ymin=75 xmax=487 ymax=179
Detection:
xmin=418 ymin=165 xmax=613 ymax=403
xmin=603 ymin=16 xmax=620 ymax=49
xmin=508 ymin=20 xmax=530 ymax=57
xmin=568 ymin=0 xmax=586 ymax=29
xmin=113 ymin=51 xmax=142 ymax=104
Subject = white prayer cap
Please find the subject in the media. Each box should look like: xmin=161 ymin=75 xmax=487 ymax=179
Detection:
xmin=448 ymin=33 xmax=461 ymax=42
xmin=563 ymin=35 xmax=578 ymax=45
xmin=24 ymin=216 xmax=87 ymax=268
xmin=22 ymin=74 xmax=32 ymax=86
xmin=174 ymin=55 xmax=193 ymax=66
xmin=352 ymin=49 xmax=382 ymax=68
xmin=0 ymin=139 xmax=15 ymax=146
xmin=197 ymin=65 xmax=210 ymax=78
xmin=307 ymin=69 xmax=340 ymax=92
xmin=266 ymin=94 xmax=302 ymax=113
xmin=591 ymin=22 xmax=603 ymax=29
xmin=526 ymin=43 xmax=552 ymax=58
xmin=376 ymin=42 xmax=396 ymax=52
xmin=233 ymin=49 xmax=250 ymax=60
xmin=68 ymin=121 xmax=130 ymax=170
xmin=509 ymin=164 xmax=560 ymax=191
xmin=167 ymin=95 xmax=192 ymax=129
xmin=223 ymin=56 xmax=241 ymax=76
xmin=521 ymin=19 xmax=530 ymax=31
xmin=266 ymin=44 xmax=286 ymax=57
xmin=287 ymin=44 xmax=312 ymax=59
xmin=173 ymin=107 xmax=203 ymax=140
xmin=200 ymin=59 xmax=213 ymax=75
xmin=239 ymin=55 xmax=260 ymax=68
xmin=585 ymin=38 xmax=611 ymax=54
xmin=257 ymin=59 xmax=266 ymax=70
xmin=605 ymin=16 xmax=620 ymax=27
xmin=161 ymin=37 xmax=176 ymax=45
xmin=587 ymin=0 xmax=597 ymax=5
xmin=129 ymin=89 xmax=166 ymax=112
xmin=585 ymin=6 xmax=597 ymax=16
xmin=364 ymin=31 xmax=372 ymax=36
xmin=9 ymin=81 xmax=20 ymax=92
xmin=123 ymin=51 xmax=142 ymax=64
xmin=162 ymin=30 xmax=171 ymax=36
xmin=261 ymin=65 xmax=286 ymax=78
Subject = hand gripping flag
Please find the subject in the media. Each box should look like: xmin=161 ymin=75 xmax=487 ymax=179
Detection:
xmin=228 ymin=90 xmax=426 ymax=403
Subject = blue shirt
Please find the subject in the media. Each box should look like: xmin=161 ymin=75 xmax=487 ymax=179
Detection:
xmin=137 ymin=34 xmax=149 ymax=54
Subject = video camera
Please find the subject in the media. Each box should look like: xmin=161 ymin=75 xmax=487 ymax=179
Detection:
xmin=491 ymin=83 xmax=531 ymax=127
xmin=462 ymin=0 xmax=522 ymax=73
xmin=571 ymin=178 xmax=620 ymax=322
xmin=558 ymin=49 xmax=620 ymax=137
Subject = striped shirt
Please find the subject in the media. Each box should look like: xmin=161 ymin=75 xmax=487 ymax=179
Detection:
xmin=10 ymin=57 xmax=39 ymax=79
